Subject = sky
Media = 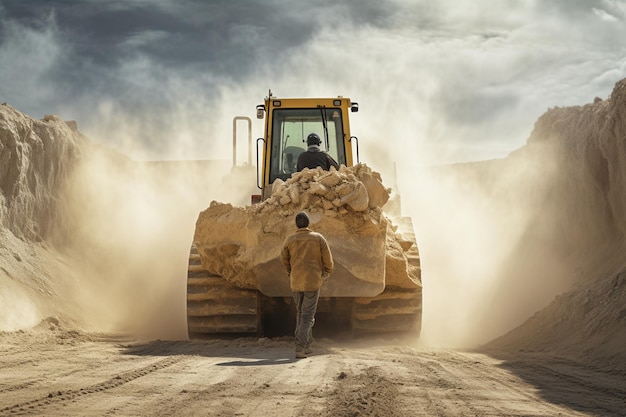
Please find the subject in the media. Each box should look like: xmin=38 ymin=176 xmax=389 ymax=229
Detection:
xmin=1 ymin=0 xmax=626 ymax=164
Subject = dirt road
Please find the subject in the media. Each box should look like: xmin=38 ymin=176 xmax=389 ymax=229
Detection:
xmin=1 ymin=324 xmax=624 ymax=417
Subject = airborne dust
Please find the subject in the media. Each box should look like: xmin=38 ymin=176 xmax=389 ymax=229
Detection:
xmin=0 ymin=96 xmax=583 ymax=349
xmin=3 ymin=70 xmax=626 ymax=372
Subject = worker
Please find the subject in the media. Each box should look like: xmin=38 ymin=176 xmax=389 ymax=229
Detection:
xmin=280 ymin=211 xmax=334 ymax=358
xmin=296 ymin=133 xmax=340 ymax=172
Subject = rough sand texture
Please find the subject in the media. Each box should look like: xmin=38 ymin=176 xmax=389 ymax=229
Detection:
xmin=193 ymin=164 xmax=420 ymax=292
xmin=0 ymin=104 xmax=83 ymax=240
xmin=1 ymin=326 xmax=624 ymax=416
xmin=483 ymin=79 xmax=626 ymax=372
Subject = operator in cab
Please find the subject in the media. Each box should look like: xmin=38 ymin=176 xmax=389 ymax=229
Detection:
xmin=296 ymin=133 xmax=340 ymax=172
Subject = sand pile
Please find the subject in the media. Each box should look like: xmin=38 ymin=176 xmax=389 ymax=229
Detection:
xmin=0 ymin=104 xmax=208 ymax=338
xmin=193 ymin=164 xmax=421 ymax=295
xmin=0 ymin=104 xmax=89 ymax=330
xmin=0 ymin=104 xmax=84 ymax=241
xmin=484 ymin=79 xmax=626 ymax=370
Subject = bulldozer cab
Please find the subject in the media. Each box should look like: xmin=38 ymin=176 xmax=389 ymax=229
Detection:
xmin=255 ymin=94 xmax=359 ymax=199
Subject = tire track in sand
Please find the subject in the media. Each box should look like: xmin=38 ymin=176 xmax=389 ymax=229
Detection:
xmin=0 ymin=356 xmax=181 ymax=416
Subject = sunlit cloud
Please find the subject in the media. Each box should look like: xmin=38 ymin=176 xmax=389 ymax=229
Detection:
xmin=596 ymin=0 xmax=626 ymax=20
xmin=2 ymin=0 xmax=625 ymax=163
xmin=593 ymin=7 xmax=619 ymax=21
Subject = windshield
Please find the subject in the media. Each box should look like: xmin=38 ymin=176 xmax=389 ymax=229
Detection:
xmin=269 ymin=108 xmax=345 ymax=183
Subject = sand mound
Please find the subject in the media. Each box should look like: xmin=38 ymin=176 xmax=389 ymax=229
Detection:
xmin=0 ymin=104 xmax=84 ymax=241
xmin=0 ymin=105 xmax=90 ymax=330
xmin=483 ymin=79 xmax=626 ymax=370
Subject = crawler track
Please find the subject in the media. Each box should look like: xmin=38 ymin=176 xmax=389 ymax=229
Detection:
xmin=352 ymin=216 xmax=422 ymax=336
xmin=186 ymin=245 xmax=260 ymax=336
xmin=352 ymin=287 xmax=422 ymax=334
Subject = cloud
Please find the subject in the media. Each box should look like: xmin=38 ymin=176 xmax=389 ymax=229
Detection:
xmin=0 ymin=8 xmax=66 ymax=108
xmin=592 ymin=0 xmax=626 ymax=22
xmin=593 ymin=7 xmax=619 ymax=21
xmin=1 ymin=0 xmax=625 ymax=163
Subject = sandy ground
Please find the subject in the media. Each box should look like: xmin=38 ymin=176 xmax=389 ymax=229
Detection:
xmin=1 ymin=323 xmax=624 ymax=417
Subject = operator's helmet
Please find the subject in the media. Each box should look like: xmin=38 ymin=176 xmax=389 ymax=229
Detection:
xmin=306 ymin=133 xmax=322 ymax=146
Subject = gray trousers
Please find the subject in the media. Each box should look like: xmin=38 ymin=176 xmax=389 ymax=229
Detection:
xmin=292 ymin=290 xmax=320 ymax=350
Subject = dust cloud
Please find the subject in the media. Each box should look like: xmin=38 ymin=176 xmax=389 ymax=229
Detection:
xmin=0 ymin=102 xmax=258 ymax=340
xmin=401 ymin=152 xmax=576 ymax=347
xmin=54 ymin=141 xmax=257 ymax=340
xmin=0 ymin=278 xmax=40 ymax=332
xmin=2 ymin=77 xmax=626 ymax=371
xmin=370 ymin=81 xmax=625 ymax=357
xmin=334 ymin=77 xmax=624 ymax=351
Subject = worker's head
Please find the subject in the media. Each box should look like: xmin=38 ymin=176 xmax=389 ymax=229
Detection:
xmin=295 ymin=211 xmax=310 ymax=228
xmin=306 ymin=133 xmax=322 ymax=146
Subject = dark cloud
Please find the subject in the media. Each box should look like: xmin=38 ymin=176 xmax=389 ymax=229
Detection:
xmin=1 ymin=0 xmax=394 ymax=76
xmin=0 ymin=0 xmax=397 ymax=121
xmin=538 ymin=0 xmax=624 ymax=19
xmin=1 ymin=0 xmax=625 ymax=162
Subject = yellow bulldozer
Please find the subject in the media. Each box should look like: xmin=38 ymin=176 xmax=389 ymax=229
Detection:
xmin=186 ymin=92 xmax=422 ymax=337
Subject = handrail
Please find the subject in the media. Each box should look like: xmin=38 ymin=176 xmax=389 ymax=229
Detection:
xmin=349 ymin=136 xmax=359 ymax=164
xmin=232 ymin=116 xmax=252 ymax=167
xmin=256 ymin=137 xmax=265 ymax=190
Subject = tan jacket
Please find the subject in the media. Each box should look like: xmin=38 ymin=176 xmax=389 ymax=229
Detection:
xmin=280 ymin=228 xmax=334 ymax=292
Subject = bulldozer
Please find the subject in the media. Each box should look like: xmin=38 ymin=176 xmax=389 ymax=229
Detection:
xmin=186 ymin=92 xmax=422 ymax=338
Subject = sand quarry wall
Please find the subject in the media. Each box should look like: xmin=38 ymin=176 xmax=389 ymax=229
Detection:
xmin=0 ymin=104 xmax=84 ymax=241
xmin=479 ymin=80 xmax=626 ymax=370
xmin=0 ymin=104 xmax=213 ymax=337
xmin=0 ymin=104 xmax=87 ymax=330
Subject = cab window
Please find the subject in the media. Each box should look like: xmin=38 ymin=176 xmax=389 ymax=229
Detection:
xmin=269 ymin=108 xmax=345 ymax=183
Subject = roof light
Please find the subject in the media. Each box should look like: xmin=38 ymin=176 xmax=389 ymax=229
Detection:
xmin=256 ymin=104 xmax=265 ymax=119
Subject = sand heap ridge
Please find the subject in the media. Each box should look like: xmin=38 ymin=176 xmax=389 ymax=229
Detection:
xmin=0 ymin=104 xmax=84 ymax=241
xmin=486 ymin=78 xmax=626 ymax=371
